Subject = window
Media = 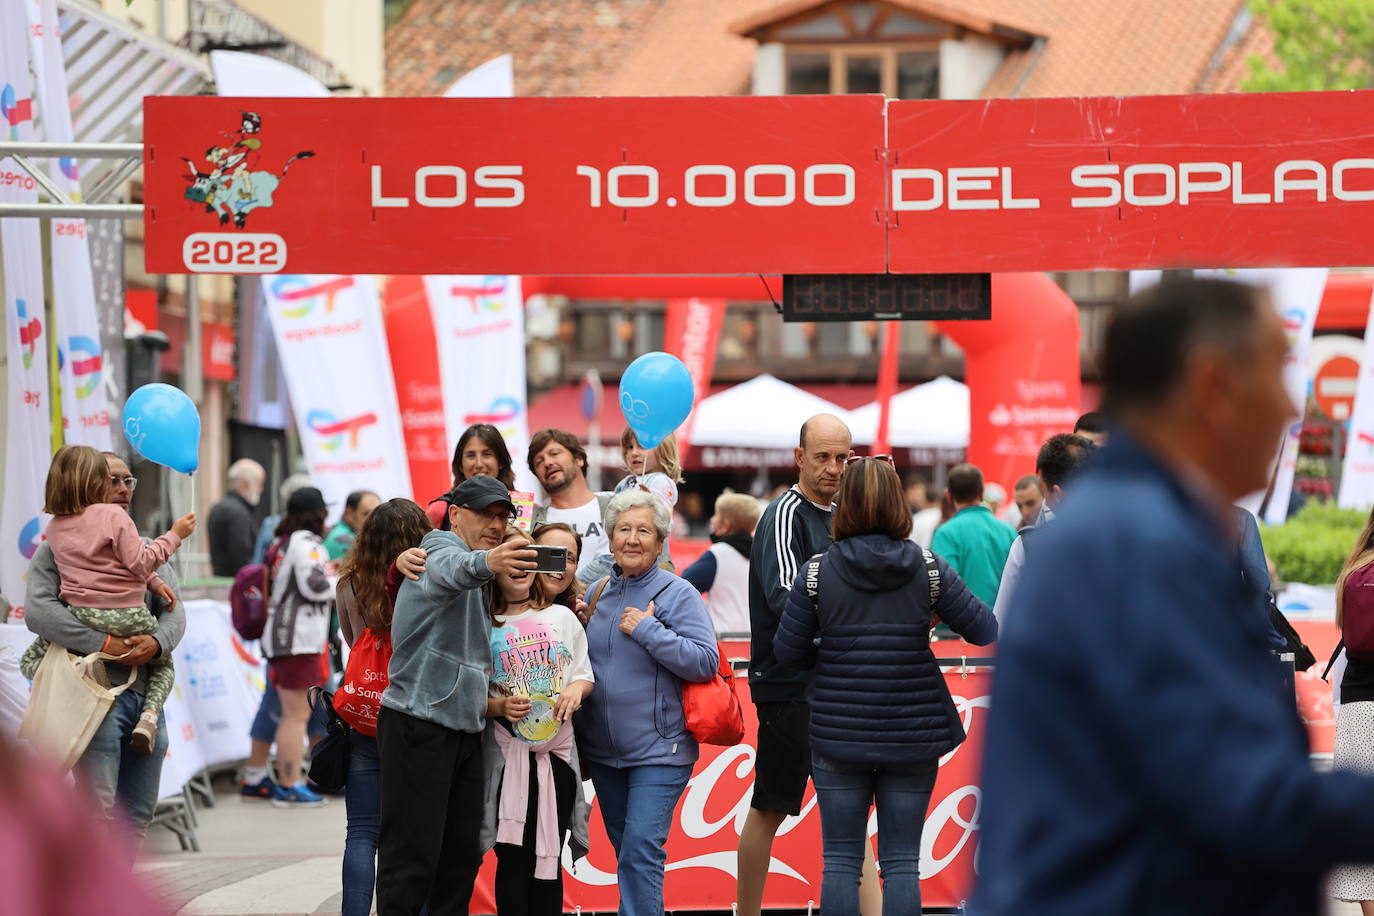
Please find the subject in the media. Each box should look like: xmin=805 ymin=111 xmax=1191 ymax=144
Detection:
xmin=784 ymin=46 xmax=940 ymax=98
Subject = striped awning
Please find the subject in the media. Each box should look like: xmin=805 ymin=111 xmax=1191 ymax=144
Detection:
xmin=55 ymin=0 xmax=210 ymax=190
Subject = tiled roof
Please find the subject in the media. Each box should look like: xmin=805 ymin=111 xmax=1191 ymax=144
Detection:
xmin=385 ymin=0 xmax=668 ymax=98
xmin=386 ymin=0 xmax=1266 ymax=100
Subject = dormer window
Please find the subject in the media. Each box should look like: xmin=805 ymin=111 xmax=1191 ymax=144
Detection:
xmin=734 ymin=0 xmax=1036 ymax=100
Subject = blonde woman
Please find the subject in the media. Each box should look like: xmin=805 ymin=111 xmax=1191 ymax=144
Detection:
xmin=1330 ymin=508 xmax=1374 ymax=914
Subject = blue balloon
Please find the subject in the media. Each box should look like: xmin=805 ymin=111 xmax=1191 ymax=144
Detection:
xmin=122 ymin=383 xmax=201 ymax=474
xmin=619 ymin=352 xmax=695 ymax=449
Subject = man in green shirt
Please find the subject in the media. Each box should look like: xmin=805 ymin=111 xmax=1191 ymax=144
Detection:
xmin=324 ymin=490 xmax=380 ymax=562
xmin=932 ymin=464 xmax=1017 ymax=606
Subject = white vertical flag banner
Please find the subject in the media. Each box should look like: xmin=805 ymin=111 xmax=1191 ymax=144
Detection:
xmin=1199 ymin=268 xmax=1326 ymax=523
xmin=1130 ymin=268 xmax=1326 ymax=523
xmin=261 ymin=276 xmax=412 ymax=514
xmin=424 ymin=276 xmax=533 ymax=492
xmin=1 ymin=0 xmax=52 ymax=622
xmin=1340 ymin=286 xmax=1374 ymax=508
xmin=432 ymin=58 xmax=533 ymax=491
xmin=27 ymin=0 xmax=111 ymax=448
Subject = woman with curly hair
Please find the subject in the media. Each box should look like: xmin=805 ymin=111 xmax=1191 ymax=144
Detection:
xmin=335 ymin=498 xmax=433 ymax=916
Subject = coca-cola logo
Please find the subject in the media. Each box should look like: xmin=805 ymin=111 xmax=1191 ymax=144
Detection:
xmin=550 ymin=673 xmax=992 ymax=909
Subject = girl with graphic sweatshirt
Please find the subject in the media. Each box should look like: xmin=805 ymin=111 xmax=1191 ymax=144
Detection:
xmin=481 ymin=526 xmax=594 ymax=915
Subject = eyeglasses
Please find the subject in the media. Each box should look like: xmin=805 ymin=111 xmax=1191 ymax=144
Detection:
xmin=845 ymin=454 xmax=894 ymax=468
xmin=109 ymin=475 xmax=138 ymax=491
xmin=462 ymin=505 xmax=512 ymax=524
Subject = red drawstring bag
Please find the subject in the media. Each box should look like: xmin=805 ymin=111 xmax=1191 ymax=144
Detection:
xmin=683 ymin=644 xmax=745 ymax=746
xmin=333 ymin=628 xmax=391 ymax=735
xmin=586 ymin=578 xmax=745 ymax=746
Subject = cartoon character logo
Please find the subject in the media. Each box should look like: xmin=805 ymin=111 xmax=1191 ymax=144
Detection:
xmin=181 ymin=111 xmax=314 ymax=229
xmin=271 ymin=275 xmax=354 ymax=318
xmin=450 ymin=277 xmax=507 ymax=314
xmin=1 ymin=84 xmax=32 ymax=140
xmin=15 ymin=299 xmax=40 ymax=370
xmin=307 ymin=409 xmax=378 ymax=451
xmin=57 ymin=336 xmax=103 ymax=399
xmin=18 ymin=516 xmax=44 ymax=561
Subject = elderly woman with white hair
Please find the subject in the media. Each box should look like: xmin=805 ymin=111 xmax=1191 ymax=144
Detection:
xmin=576 ymin=489 xmax=718 ymax=916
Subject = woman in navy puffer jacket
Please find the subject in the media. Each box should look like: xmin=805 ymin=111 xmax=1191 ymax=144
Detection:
xmin=774 ymin=457 xmax=997 ymax=916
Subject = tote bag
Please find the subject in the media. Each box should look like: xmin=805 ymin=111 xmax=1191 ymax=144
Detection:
xmin=19 ymin=645 xmax=137 ymax=771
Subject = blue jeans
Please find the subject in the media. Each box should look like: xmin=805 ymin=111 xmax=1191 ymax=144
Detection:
xmin=343 ymin=731 xmax=381 ymax=916
xmin=250 ymin=680 xmax=326 ymax=743
xmin=78 ymin=689 xmax=168 ymax=838
xmin=586 ymin=762 xmax=692 ymax=916
xmin=811 ymin=753 xmax=939 ymax=916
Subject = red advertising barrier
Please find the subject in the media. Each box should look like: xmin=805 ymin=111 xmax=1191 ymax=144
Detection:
xmin=469 ymin=643 xmax=989 ymax=913
xmin=145 ymin=91 xmax=1374 ymax=276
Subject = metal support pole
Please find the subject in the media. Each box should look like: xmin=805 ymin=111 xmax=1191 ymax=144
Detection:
xmin=0 ymin=203 xmax=141 ymax=219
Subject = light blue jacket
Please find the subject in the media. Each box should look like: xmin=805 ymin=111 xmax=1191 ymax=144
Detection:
xmin=577 ymin=565 xmax=718 ymax=768
xmin=381 ymin=529 xmax=495 ymax=733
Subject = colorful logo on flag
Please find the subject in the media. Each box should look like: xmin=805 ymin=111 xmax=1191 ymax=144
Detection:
xmin=1358 ymin=431 xmax=1374 ymax=454
xmin=307 ymin=409 xmax=378 ymax=451
xmin=271 ymin=276 xmax=354 ymax=318
xmin=1 ymin=84 xmax=32 ymax=140
xmin=18 ymin=516 xmax=44 ymax=560
xmin=58 ymin=158 xmax=79 ymax=182
xmin=450 ymin=277 xmax=506 ymax=314
xmin=61 ymin=336 xmax=103 ymax=399
xmin=16 ymin=299 xmax=40 ymax=369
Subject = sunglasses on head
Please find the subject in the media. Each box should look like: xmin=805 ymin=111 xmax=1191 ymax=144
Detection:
xmin=844 ymin=454 xmax=894 ymax=468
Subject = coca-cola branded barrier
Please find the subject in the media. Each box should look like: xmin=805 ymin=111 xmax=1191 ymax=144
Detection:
xmin=470 ymin=641 xmax=991 ymax=913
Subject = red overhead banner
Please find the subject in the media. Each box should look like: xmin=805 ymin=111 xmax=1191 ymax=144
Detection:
xmin=886 ymin=91 xmax=1374 ymax=272
xmin=143 ymin=95 xmax=886 ymax=276
xmin=144 ymin=90 xmax=1374 ymax=276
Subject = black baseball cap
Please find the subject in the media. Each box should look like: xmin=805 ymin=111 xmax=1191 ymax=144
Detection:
xmin=451 ymin=476 xmax=514 ymax=513
xmin=285 ymin=486 xmax=328 ymax=515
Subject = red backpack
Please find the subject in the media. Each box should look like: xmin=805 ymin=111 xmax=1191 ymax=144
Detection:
xmin=334 ymin=628 xmax=392 ymax=735
xmin=587 ymin=577 xmax=745 ymax=746
xmin=229 ymin=537 xmax=285 ymax=641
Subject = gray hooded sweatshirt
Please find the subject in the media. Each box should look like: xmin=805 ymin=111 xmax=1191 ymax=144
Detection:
xmin=381 ymin=529 xmax=495 ymax=733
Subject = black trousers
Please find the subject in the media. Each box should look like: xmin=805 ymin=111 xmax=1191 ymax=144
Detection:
xmin=493 ymin=754 xmax=577 ymax=916
xmin=376 ymin=707 xmax=484 ymax=916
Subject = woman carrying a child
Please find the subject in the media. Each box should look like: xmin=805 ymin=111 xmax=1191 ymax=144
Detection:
xmin=23 ymin=448 xmax=186 ymax=835
xmin=22 ymin=445 xmax=194 ymax=757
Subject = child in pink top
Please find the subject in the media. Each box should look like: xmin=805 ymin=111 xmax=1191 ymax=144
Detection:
xmin=20 ymin=446 xmax=195 ymax=755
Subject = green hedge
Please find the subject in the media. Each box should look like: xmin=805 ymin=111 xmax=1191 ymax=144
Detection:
xmin=1260 ymin=503 xmax=1370 ymax=584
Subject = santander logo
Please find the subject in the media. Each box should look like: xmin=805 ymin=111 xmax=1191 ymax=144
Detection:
xmin=988 ymin=403 xmax=1012 ymax=426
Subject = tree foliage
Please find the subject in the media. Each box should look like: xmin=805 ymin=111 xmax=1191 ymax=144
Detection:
xmin=1244 ymin=0 xmax=1374 ymax=91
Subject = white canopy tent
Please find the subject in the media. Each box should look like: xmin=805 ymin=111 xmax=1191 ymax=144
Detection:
xmin=848 ymin=376 xmax=969 ymax=449
xmin=689 ymin=374 xmax=851 ymax=449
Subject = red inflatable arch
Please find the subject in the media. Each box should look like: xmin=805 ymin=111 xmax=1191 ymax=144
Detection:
xmin=935 ymin=272 xmax=1082 ymax=495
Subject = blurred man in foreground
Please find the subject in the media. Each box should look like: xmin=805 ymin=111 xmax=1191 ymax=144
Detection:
xmin=973 ymin=278 xmax=1374 ymax=915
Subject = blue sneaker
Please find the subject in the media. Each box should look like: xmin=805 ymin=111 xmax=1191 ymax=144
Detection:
xmin=239 ymin=776 xmax=277 ymax=802
xmin=271 ymin=782 xmax=328 ymax=808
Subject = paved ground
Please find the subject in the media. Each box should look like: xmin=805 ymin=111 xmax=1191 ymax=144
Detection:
xmin=140 ymin=778 xmax=354 ymax=916
xmin=136 ymin=777 xmax=1366 ymax=916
